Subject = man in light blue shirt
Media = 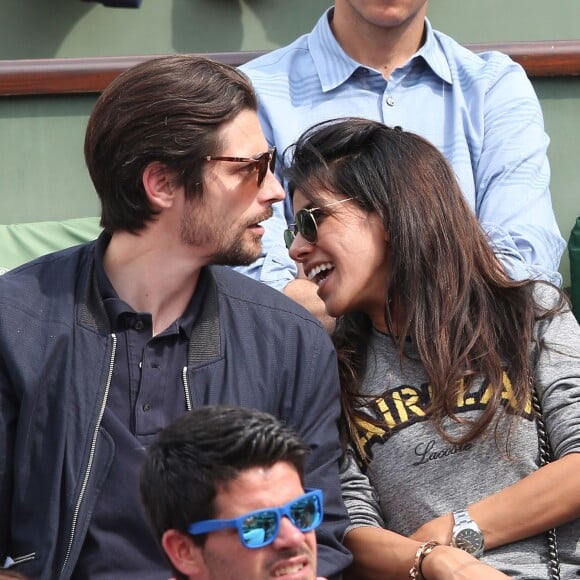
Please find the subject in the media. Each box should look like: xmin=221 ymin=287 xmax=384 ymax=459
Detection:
xmin=236 ymin=0 xmax=566 ymax=324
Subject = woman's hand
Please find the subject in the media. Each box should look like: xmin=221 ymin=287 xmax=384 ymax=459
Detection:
xmin=410 ymin=512 xmax=454 ymax=545
xmin=422 ymin=545 xmax=510 ymax=579
xmin=343 ymin=526 xmax=509 ymax=580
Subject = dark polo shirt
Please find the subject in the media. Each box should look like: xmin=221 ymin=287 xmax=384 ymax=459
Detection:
xmin=72 ymin=235 xmax=208 ymax=579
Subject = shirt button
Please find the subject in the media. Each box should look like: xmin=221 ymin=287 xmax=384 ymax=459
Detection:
xmin=134 ymin=319 xmax=145 ymax=331
xmin=386 ymin=96 xmax=395 ymax=107
xmin=143 ymin=403 xmax=152 ymax=412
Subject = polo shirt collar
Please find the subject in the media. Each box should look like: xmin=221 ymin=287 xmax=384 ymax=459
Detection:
xmin=309 ymin=8 xmax=452 ymax=92
xmin=93 ymin=232 xmax=205 ymax=338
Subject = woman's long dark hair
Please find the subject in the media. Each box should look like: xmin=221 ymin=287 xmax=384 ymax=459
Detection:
xmin=286 ymin=118 xmax=567 ymax=463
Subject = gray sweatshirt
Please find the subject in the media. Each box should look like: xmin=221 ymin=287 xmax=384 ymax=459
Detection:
xmin=340 ymin=286 xmax=580 ymax=579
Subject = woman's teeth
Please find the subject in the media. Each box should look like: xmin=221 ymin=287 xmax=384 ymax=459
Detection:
xmin=307 ymin=263 xmax=334 ymax=286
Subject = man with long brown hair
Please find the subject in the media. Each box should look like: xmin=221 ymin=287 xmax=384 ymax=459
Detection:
xmin=0 ymin=55 xmax=350 ymax=579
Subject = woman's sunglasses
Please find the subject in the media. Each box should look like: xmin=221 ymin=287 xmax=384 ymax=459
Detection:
xmin=187 ymin=488 xmax=323 ymax=549
xmin=203 ymin=147 xmax=276 ymax=187
xmin=284 ymin=198 xmax=353 ymax=249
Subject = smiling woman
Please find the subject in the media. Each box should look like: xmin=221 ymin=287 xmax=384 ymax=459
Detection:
xmin=286 ymin=117 xmax=580 ymax=580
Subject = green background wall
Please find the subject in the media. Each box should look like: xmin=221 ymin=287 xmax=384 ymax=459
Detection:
xmin=1 ymin=0 xmax=579 ymax=284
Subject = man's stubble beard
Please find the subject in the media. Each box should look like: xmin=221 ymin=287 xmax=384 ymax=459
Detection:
xmin=179 ymin=204 xmax=267 ymax=267
xmin=210 ymin=231 xmax=263 ymax=266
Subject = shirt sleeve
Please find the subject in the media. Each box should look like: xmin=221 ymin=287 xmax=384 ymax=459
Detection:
xmin=290 ymin=329 xmax=353 ymax=578
xmin=476 ymin=59 xmax=566 ymax=286
xmin=340 ymin=448 xmax=386 ymax=531
xmin=532 ymin=285 xmax=580 ymax=458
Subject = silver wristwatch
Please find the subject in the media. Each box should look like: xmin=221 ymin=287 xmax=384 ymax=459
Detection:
xmin=451 ymin=509 xmax=484 ymax=557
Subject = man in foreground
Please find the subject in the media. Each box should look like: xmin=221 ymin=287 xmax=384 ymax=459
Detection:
xmin=141 ymin=405 xmax=328 ymax=580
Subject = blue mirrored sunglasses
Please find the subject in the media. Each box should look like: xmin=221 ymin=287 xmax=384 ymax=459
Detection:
xmin=187 ymin=488 xmax=323 ymax=549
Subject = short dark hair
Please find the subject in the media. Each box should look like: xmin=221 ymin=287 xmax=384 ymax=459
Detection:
xmin=140 ymin=405 xmax=310 ymax=545
xmin=84 ymin=55 xmax=257 ymax=233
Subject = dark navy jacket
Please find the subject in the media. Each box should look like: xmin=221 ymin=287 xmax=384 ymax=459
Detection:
xmin=0 ymin=237 xmax=351 ymax=579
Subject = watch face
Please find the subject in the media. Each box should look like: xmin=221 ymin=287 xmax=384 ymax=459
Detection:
xmin=455 ymin=529 xmax=483 ymax=554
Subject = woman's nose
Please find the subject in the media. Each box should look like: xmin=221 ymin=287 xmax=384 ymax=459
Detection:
xmin=288 ymin=233 xmax=314 ymax=262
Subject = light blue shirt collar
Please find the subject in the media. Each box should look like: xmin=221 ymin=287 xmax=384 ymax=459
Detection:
xmin=309 ymin=7 xmax=452 ymax=92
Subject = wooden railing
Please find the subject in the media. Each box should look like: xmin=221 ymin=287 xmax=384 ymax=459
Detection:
xmin=0 ymin=41 xmax=580 ymax=97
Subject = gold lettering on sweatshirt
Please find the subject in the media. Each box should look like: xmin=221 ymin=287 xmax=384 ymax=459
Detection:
xmin=355 ymin=372 xmax=533 ymax=450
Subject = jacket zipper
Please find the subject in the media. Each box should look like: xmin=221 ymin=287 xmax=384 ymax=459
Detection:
xmin=182 ymin=366 xmax=192 ymax=411
xmin=59 ymin=334 xmax=117 ymax=578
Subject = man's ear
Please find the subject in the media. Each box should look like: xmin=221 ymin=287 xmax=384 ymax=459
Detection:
xmin=142 ymin=161 xmax=178 ymax=211
xmin=162 ymin=529 xmax=206 ymax=578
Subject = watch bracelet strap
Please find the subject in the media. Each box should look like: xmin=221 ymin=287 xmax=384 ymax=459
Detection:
xmin=531 ymin=382 xmax=561 ymax=580
xmin=409 ymin=540 xmax=440 ymax=580
xmin=452 ymin=509 xmax=472 ymax=527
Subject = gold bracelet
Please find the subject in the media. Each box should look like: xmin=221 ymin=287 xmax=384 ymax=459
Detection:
xmin=409 ymin=540 xmax=440 ymax=580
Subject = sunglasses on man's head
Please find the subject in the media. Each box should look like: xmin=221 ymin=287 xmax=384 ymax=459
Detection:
xmin=283 ymin=198 xmax=353 ymax=249
xmin=187 ymin=488 xmax=323 ymax=549
xmin=202 ymin=147 xmax=276 ymax=187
